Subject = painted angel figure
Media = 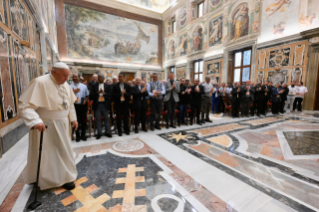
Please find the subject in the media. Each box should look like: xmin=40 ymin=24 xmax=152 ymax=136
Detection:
xmin=266 ymin=0 xmax=291 ymax=18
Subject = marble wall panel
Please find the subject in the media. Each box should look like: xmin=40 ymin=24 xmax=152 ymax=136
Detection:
xmin=0 ymin=0 xmax=8 ymax=26
xmin=293 ymin=44 xmax=305 ymax=66
xmin=46 ymin=42 xmax=52 ymax=73
xmin=204 ymin=58 xmax=223 ymax=83
xmin=0 ymin=29 xmax=17 ymax=122
xmin=176 ymin=66 xmax=186 ymax=80
xmin=9 ymin=0 xmax=28 ymax=41
xmin=258 ymin=52 xmax=266 ymax=70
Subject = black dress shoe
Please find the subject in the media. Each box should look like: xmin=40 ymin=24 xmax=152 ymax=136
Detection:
xmin=150 ymin=126 xmax=154 ymax=131
xmin=118 ymin=132 xmax=122 ymax=136
xmin=201 ymin=120 xmax=205 ymax=123
xmin=142 ymin=128 xmax=148 ymax=132
xmin=166 ymin=124 xmax=169 ymax=129
xmin=155 ymin=126 xmax=161 ymax=130
xmin=81 ymin=136 xmax=87 ymax=141
xmin=170 ymin=125 xmax=176 ymax=128
xmin=62 ymin=182 xmax=75 ymax=190
xmin=105 ymin=133 xmax=112 ymax=138
xmin=125 ymin=131 xmax=130 ymax=135
xmin=76 ymin=137 xmax=81 ymax=142
xmin=96 ymin=134 xmax=102 ymax=139
xmin=197 ymin=122 xmax=202 ymax=125
xmin=135 ymin=128 xmax=139 ymax=133
xmin=205 ymin=119 xmax=212 ymax=123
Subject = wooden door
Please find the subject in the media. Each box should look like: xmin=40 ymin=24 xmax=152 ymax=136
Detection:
xmin=315 ymin=63 xmax=319 ymax=110
xmin=82 ymin=74 xmax=93 ymax=83
xmin=123 ymin=73 xmax=135 ymax=82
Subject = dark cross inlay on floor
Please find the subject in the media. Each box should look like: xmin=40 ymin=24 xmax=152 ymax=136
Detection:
xmin=283 ymin=131 xmax=319 ymax=155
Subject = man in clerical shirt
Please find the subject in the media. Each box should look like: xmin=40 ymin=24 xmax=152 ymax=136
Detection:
xmin=147 ymin=73 xmax=165 ymax=131
xmin=19 ymin=62 xmax=78 ymax=191
xmin=71 ymin=74 xmax=89 ymax=142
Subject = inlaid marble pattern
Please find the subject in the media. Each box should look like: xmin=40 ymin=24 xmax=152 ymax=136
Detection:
xmin=23 ymin=153 xmax=196 ymax=212
xmin=283 ymin=131 xmax=319 ymax=155
xmin=207 ymin=135 xmax=232 ymax=147
xmin=191 ymin=123 xmax=248 ymax=137
xmin=241 ymin=117 xmax=283 ymax=126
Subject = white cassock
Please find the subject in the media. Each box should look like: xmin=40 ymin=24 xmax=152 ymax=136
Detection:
xmin=19 ymin=74 xmax=78 ymax=190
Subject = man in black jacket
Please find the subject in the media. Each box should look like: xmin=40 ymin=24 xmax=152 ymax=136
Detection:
xmin=261 ymin=81 xmax=270 ymax=116
xmin=91 ymin=74 xmax=112 ymax=139
xmin=231 ymin=82 xmax=241 ymax=117
xmin=241 ymin=80 xmax=255 ymax=117
xmin=88 ymin=74 xmax=98 ymax=99
xmin=255 ymin=81 xmax=264 ymax=116
xmin=112 ymin=73 xmax=131 ymax=136
xmin=130 ymin=77 xmax=149 ymax=133
xmin=279 ymin=83 xmax=289 ymax=113
xmin=190 ymin=79 xmax=204 ymax=125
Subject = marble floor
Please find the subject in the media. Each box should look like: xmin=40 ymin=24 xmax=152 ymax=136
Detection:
xmin=1 ymin=112 xmax=319 ymax=212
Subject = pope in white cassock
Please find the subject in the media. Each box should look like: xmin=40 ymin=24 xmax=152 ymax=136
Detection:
xmin=19 ymin=62 xmax=79 ymax=190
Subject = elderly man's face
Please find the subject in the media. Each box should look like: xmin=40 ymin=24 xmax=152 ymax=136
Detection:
xmin=73 ymin=74 xmax=80 ymax=83
xmin=92 ymin=75 xmax=98 ymax=82
xmin=169 ymin=73 xmax=174 ymax=80
xmin=136 ymin=78 xmax=141 ymax=86
xmin=112 ymin=78 xmax=118 ymax=84
xmin=180 ymin=79 xmax=185 ymax=84
xmin=98 ymin=75 xmax=104 ymax=83
xmin=298 ymin=82 xmax=302 ymax=86
xmin=52 ymin=68 xmax=70 ymax=85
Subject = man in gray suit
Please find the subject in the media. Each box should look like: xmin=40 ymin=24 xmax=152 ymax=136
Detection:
xmin=164 ymin=72 xmax=180 ymax=128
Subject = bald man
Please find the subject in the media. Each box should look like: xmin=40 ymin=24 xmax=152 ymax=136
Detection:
xmin=88 ymin=74 xmax=98 ymax=98
xmin=19 ymin=62 xmax=78 ymax=190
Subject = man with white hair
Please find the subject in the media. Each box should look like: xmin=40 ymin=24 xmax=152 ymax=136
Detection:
xmin=112 ymin=76 xmax=118 ymax=84
xmin=19 ymin=62 xmax=78 ymax=190
xmin=88 ymin=74 xmax=98 ymax=96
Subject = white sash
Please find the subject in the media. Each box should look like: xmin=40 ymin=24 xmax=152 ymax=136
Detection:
xmin=37 ymin=108 xmax=69 ymax=120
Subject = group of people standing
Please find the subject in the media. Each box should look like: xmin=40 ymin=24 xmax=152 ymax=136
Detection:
xmin=71 ymin=71 xmax=308 ymax=142
xmin=213 ymin=80 xmax=308 ymax=117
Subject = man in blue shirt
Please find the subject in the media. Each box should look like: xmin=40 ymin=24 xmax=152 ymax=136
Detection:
xmin=147 ymin=73 xmax=165 ymax=131
xmin=71 ymin=74 xmax=89 ymax=142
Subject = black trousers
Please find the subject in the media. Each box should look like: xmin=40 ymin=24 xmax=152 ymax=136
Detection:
xmin=272 ymin=101 xmax=279 ymax=114
xmin=134 ymin=108 xmax=146 ymax=129
xmin=293 ymin=97 xmax=303 ymax=111
xmin=150 ymin=99 xmax=162 ymax=128
xmin=255 ymin=98 xmax=263 ymax=116
xmin=191 ymin=104 xmax=201 ymax=123
xmin=116 ymin=103 xmax=129 ymax=133
xmin=279 ymin=100 xmax=285 ymax=113
xmin=218 ymin=96 xmax=224 ymax=113
xmin=74 ymin=104 xmax=87 ymax=138
xmin=241 ymin=98 xmax=251 ymax=116
xmin=166 ymin=97 xmax=176 ymax=125
xmin=109 ymin=104 xmax=114 ymax=126
xmin=261 ymin=98 xmax=268 ymax=115
xmin=231 ymin=99 xmax=240 ymax=117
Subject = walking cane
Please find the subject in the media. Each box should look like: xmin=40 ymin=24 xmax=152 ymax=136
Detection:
xmin=27 ymin=126 xmax=47 ymax=210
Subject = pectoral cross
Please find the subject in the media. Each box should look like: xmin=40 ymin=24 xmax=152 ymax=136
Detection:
xmin=62 ymin=100 xmax=68 ymax=110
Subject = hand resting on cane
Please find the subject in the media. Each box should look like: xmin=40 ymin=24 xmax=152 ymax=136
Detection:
xmin=33 ymin=123 xmax=46 ymax=132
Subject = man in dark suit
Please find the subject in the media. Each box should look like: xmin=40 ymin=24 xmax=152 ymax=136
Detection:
xmin=112 ymin=73 xmax=131 ymax=136
xmin=88 ymin=74 xmax=98 ymax=99
xmin=91 ymin=74 xmax=112 ymax=139
xmin=231 ymin=82 xmax=241 ymax=118
xmin=254 ymin=81 xmax=264 ymax=116
xmin=279 ymin=83 xmax=289 ymax=113
xmin=261 ymin=81 xmax=270 ymax=116
xmin=241 ymin=80 xmax=255 ymax=117
xmin=271 ymin=83 xmax=281 ymax=114
xmin=131 ymin=77 xmax=149 ymax=133
xmin=190 ymin=79 xmax=204 ymax=125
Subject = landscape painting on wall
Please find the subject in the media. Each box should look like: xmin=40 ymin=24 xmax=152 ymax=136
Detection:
xmin=64 ymin=4 xmax=159 ymax=65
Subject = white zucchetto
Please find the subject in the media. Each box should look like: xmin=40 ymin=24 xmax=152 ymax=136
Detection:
xmin=53 ymin=62 xmax=70 ymax=70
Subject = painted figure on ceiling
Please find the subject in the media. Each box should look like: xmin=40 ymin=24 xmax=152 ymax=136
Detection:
xmin=193 ymin=27 xmax=203 ymax=51
xmin=231 ymin=5 xmax=249 ymax=41
xmin=266 ymin=0 xmax=291 ymax=18
xmin=179 ymin=34 xmax=188 ymax=56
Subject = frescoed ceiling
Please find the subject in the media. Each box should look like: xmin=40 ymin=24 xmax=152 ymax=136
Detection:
xmin=115 ymin=0 xmax=175 ymax=13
